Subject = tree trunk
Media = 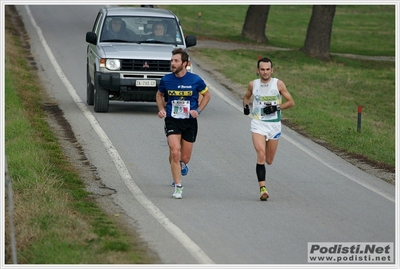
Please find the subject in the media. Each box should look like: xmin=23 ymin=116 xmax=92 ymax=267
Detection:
xmin=302 ymin=5 xmax=336 ymax=59
xmin=241 ymin=5 xmax=270 ymax=43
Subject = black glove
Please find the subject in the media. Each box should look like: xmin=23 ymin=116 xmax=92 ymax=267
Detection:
xmin=244 ymin=104 xmax=250 ymax=115
xmin=263 ymin=103 xmax=278 ymax=114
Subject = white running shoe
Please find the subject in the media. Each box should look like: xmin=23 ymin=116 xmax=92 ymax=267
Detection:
xmin=172 ymin=185 xmax=183 ymax=199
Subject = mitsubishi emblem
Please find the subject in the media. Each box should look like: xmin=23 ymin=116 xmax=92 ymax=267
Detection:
xmin=143 ymin=61 xmax=150 ymax=68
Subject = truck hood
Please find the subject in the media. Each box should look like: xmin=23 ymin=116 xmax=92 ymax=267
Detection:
xmin=99 ymin=43 xmax=181 ymax=60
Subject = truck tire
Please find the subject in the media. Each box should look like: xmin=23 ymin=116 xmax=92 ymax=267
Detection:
xmin=94 ymin=76 xmax=109 ymax=112
xmin=86 ymin=66 xmax=94 ymax=105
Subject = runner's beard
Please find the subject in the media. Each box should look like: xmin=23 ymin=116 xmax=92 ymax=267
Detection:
xmin=172 ymin=63 xmax=184 ymax=74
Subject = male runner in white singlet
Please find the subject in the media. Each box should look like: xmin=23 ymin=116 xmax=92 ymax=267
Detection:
xmin=243 ymin=57 xmax=295 ymax=201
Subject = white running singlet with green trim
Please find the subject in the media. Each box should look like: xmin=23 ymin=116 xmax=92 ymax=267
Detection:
xmin=251 ymin=78 xmax=282 ymax=122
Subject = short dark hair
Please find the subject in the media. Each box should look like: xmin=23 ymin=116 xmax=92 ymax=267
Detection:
xmin=172 ymin=48 xmax=189 ymax=63
xmin=257 ymin=57 xmax=273 ymax=68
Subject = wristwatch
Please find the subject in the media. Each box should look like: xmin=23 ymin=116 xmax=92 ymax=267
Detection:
xmin=196 ymin=109 xmax=201 ymax=114
xmin=277 ymin=105 xmax=281 ymax=111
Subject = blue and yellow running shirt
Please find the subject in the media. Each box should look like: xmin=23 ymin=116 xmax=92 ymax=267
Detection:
xmin=159 ymin=72 xmax=208 ymax=119
xmin=251 ymin=78 xmax=282 ymax=122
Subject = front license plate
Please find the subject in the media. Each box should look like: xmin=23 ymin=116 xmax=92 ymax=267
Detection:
xmin=136 ymin=80 xmax=156 ymax=87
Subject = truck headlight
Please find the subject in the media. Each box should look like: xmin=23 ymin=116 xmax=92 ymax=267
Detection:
xmin=106 ymin=59 xmax=121 ymax=70
xmin=186 ymin=61 xmax=192 ymax=72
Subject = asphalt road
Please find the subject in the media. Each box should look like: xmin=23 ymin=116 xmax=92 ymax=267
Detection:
xmin=16 ymin=5 xmax=396 ymax=265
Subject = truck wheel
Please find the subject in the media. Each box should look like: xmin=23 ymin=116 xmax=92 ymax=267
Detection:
xmin=86 ymin=67 xmax=94 ymax=105
xmin=94 ymin=78 xmax=109 ymax=112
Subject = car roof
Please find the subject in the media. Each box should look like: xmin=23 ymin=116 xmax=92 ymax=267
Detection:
xmin=103 ymin=7 xmax=177 ymax=18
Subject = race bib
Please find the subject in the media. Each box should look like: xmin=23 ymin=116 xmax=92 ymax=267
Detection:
xmin=256 ymin=101 xmax=278 ymax=121
xmin=171 ymin=100 xmax=190 ymax=119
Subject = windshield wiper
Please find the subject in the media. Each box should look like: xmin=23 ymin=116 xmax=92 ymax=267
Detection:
xmin=138 ymin=39 xmax=170 ymax=44
xmin=101 ymin=39 xmax=131 ymax=43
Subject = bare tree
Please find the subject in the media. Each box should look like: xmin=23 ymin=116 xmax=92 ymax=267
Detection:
xmin=302 ymin=5 xmax=336 ymax=59
xmin=241 ymin=5 xmax=270 ymax=43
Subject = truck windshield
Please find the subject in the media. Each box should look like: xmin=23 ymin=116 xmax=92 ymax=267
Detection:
xmin=100 ymin=16 xmax=183 ymax=45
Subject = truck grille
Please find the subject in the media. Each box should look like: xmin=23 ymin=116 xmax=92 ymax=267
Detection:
xmin=120 ymin=59 xmax=171 ymax=72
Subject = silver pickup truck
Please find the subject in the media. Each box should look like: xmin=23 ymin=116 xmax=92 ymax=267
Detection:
xmin=86 ymin=7 xmax=197 ymax=112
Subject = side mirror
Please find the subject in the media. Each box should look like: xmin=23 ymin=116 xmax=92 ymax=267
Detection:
xmin=185 ymin=35 xmax=197 ymax=48
xmin=86 ymin=32 xmax=97 ymax=45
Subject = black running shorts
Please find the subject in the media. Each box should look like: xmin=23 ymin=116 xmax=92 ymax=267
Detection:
xmin=164 ymin=117 xmax=198 ymax=143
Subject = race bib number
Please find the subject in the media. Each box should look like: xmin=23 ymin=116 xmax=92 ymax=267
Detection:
xmin=256 ymin=101 xmax=278 ymax=121
xmin=171 ymin=100 xmax=190 ymax=119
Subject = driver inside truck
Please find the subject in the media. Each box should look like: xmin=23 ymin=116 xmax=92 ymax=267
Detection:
xmin=103 ymin=17 xmax=134 ymax=41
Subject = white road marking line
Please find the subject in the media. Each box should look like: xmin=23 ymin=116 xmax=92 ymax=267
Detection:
xmin=25 ymin=6 xmax=214 ymax=264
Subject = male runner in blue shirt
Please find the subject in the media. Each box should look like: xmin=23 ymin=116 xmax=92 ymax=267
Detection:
xmin=156 ymin=48 xmax=211 ymax=199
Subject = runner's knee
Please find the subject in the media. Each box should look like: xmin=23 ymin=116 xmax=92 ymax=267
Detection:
xmin=265 ymin=155 xmax=275 ymax=165
xmin=170 ymin=148 xmax=181 ymax=162
xmin=265 ymin=159 xmax=273 ymax=165
xmin=180 ymin=155 xmax=190 ymax=164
